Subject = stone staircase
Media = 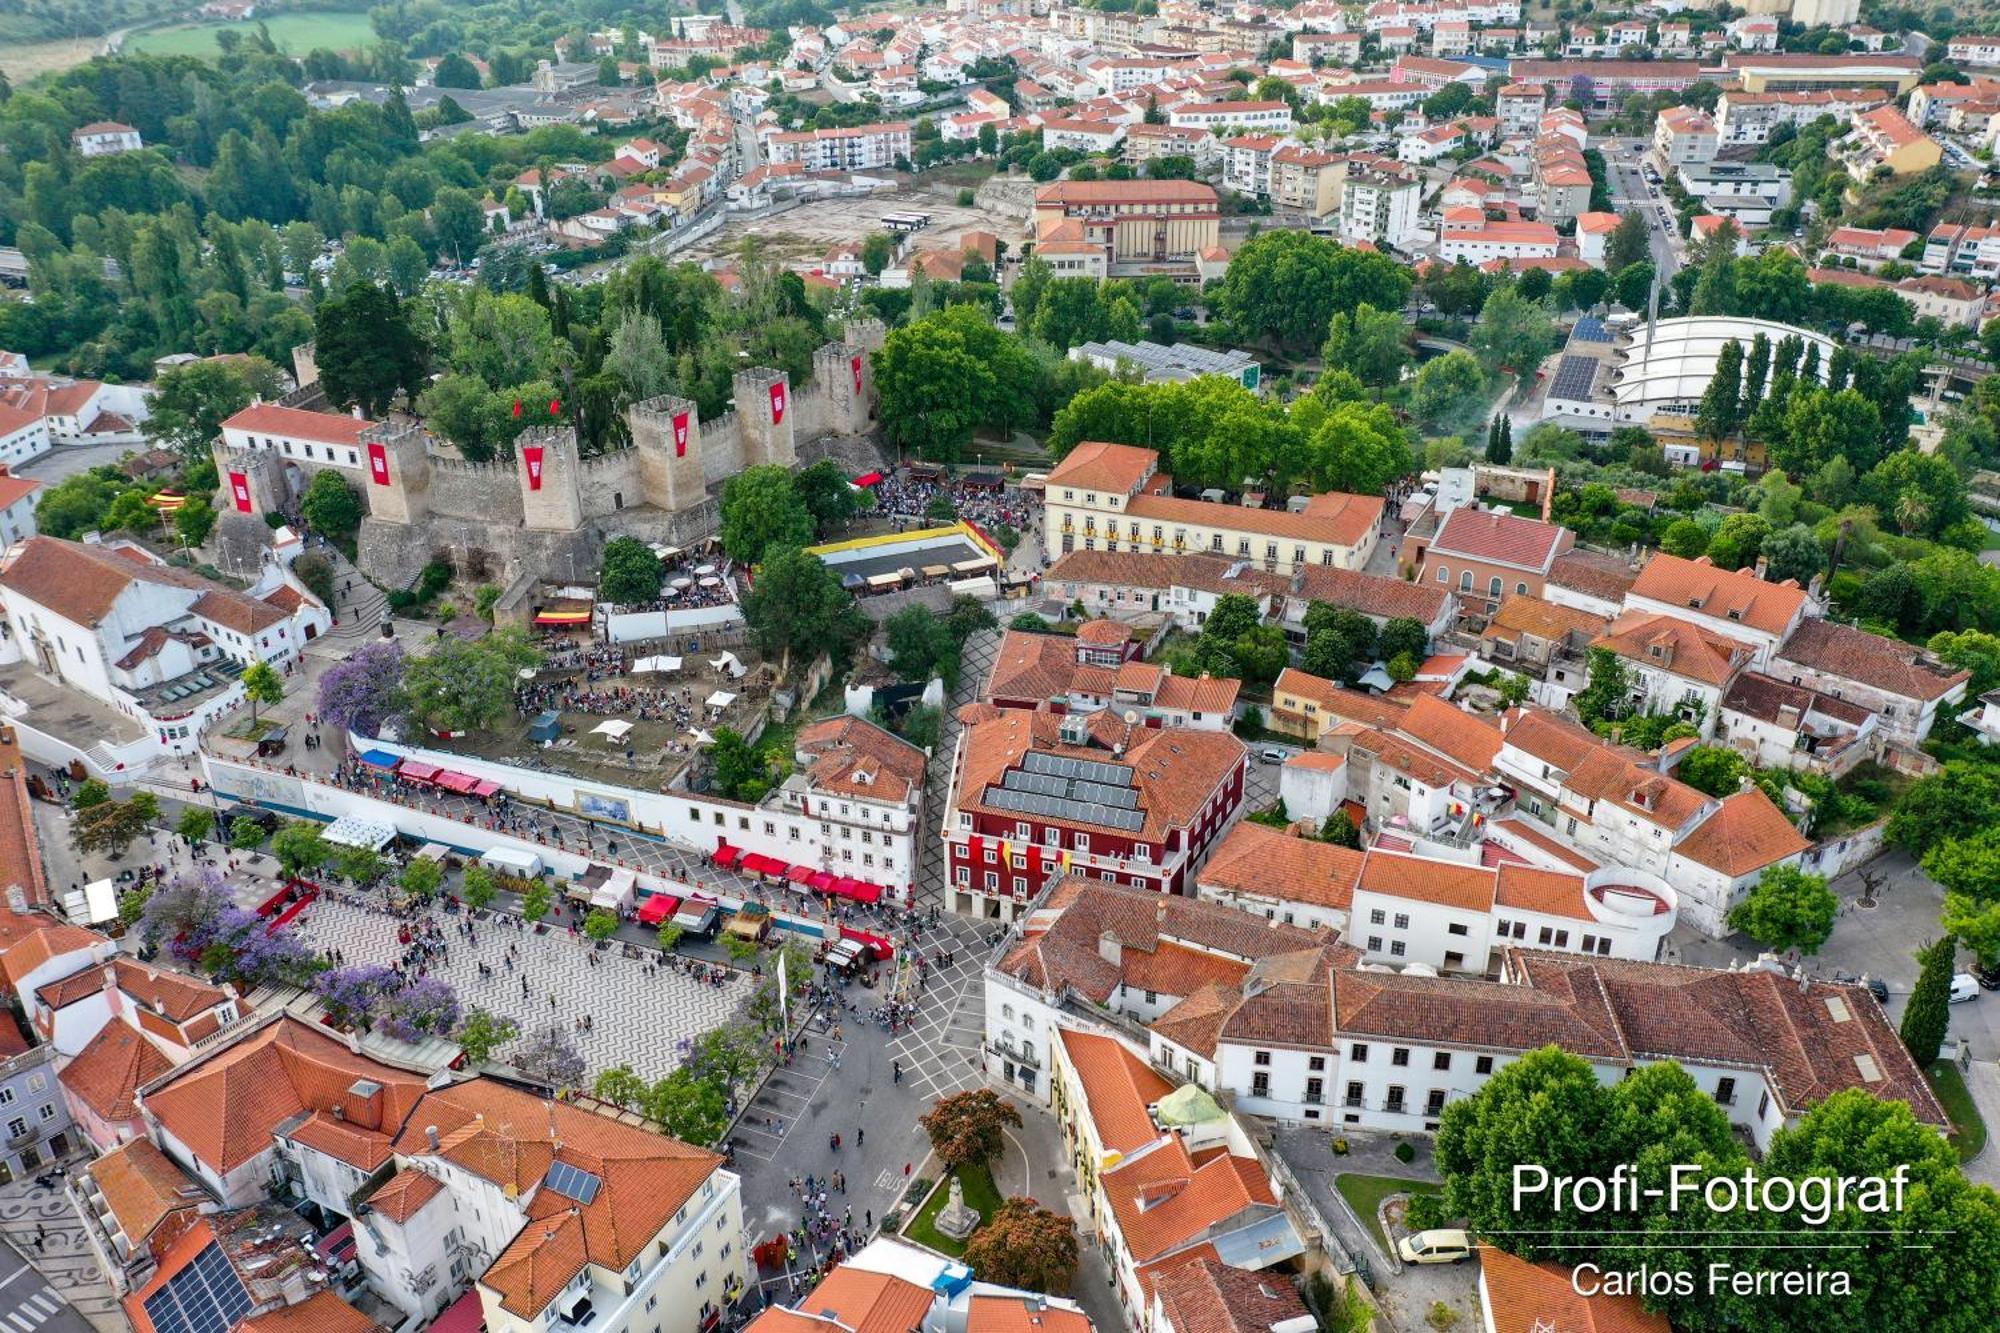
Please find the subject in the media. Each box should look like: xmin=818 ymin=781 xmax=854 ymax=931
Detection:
xmin=312 ymin=544 xmax=388 ymax=651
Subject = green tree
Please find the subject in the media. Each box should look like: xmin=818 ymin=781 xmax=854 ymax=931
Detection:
xmin=300 ymin=469 xmax=363 ymax=538
xmin=401 ymin=629 xmax=543 ymax=733
xmin=1606 ymin=210 xmax=1651 ymax=272
xmin=521 ymin=881 xmax=554 ymax=923
xmin=461 ymin=862 xmax=498 ymax=910
xmin=271 ymin=820 xmax=328 ymax=875
xmin=173 ymin=496 xmax=217 ymax=550
xmin=643 ymin=1067 xmax=730 ymax=1144
xmin=1901 ymin=936 xmax=1954 ymax=1068
xmin=962 ymin=1198 xmax=1079 ymax=1293
xmin=593 ymin=1063 xmax=650 ymax=1108
xmin=920 ymin=1089 xmax=1024 ymax=1169
xmin=313 ymin=280 xmax=427 ymax=417
xmin=1889 ymin=763 xmax=2000 ymax=853
xmin=1409 ymin=350 xmax=1487 ymax=433
xmin=1758 ymin=523 xmax=1825 ymax=585
xmin=1726 ymin=864 xmax=1837 ymax=956
xmin=1695 ymin=338 xmax=1744 ymax=441
xmin=1678 ymin=745 xmax=1747 ymax=797
xmin=584 ymin=908 xmax=619 ymax=941
xmin=719 ymin=465 xmax=813 ymax=563
xmin=451 ymin=1008 xmax=519 ymax=1065
xmin=433 ymin=52 xmax=483 ymax=89
xmin=1217 ymin=231 xmax=1412 ymax=352
xmin=860 ymin=233 xmax=895 ymax=277
xmin=1705 ymin=512 xmax=1770 ymax=572
xmin=1320 ymin=302 xmax=1410 ymax=391
xmin=72 ymin=800 xmax=149 ymax=857
xmin=1660 ymin=518 xmax=1709 ymax=558
xmin=176 ymin=806 xmax=215 ymax=844
xmin=241 ymin=660 xmax=283 ymax=725
xmin=874 ymin=306 xmax=1037 ymax=462
xmin=739 ymin=545 xmax=867 ymax=676
xmin=1572 ymin=646 xmax=1632 ymax=726
xmin=230 ymin=818 xmax=268 ymax=852
xmin=599 ymin=536 xmax=665 ymax=604
xmin=399 ymin=856 xmax=444 ymax=902
xmin=886 ymin=604 xmax=961 ymax=685
xmin=1929 ymin=630 xmax=2000 ymax=697
xmin=1469 ymin=283 xmax=1558 ymax=372
xmin=794 ymin=458 xmax=861 ymax=536
xmin=146 ymin=356 xmax=286 ymax=459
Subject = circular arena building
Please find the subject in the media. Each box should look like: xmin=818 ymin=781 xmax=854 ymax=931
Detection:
xmin=1606 ymin=316 xmax=1838 ymax=418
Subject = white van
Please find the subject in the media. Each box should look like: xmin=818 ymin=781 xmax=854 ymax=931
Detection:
xmin=1398 ymin=1230 xmax=1473 ymax=1265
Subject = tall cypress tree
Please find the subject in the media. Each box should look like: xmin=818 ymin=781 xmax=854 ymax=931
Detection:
xmin=1491 ymin=414 xmax=1513 ymax=464
xmin=1695 ymin=339 xmax=1743 ymax=441
xmin=1741 ymin=331 xmax=1771 ymax=417
xmin=1902 ymin=935 xmax=1955 ymax=1068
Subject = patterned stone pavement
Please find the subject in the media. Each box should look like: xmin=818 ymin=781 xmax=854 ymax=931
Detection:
xmin=0 ymin=1178 xmax=111 ymax=1332
xmin=290 ymin=896 xmax=755 ymax=1084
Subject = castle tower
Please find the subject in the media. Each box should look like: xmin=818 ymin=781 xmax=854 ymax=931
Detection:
xmin=516 ymin=424 xmax=584 ymax=531
xmin=358 ymin=422 xmax=433 ymax=525
xmin=812 ymin=342 xmax=872 ymax=436
xmin=843 ymin=318 xmax=888 ymax=357
xmin=630 ymin=393 xmax=708 ymax=513
xmin=214 ymin=445 xmax=286 ymax=519
xmin=734 ymin=367 xmax=795 ymax=468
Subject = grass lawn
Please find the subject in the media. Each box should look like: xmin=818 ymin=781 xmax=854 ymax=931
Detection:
xmin=131 ymin=9 xmax=374 ymax=57
xmin=903 ymin=1162 xmax=1001 ymax=1257
xmin=1929 ymin=1061 xmax=1987 ymax=1164
xmin=1336 ymin=1172 xmax=1444 ymax=1256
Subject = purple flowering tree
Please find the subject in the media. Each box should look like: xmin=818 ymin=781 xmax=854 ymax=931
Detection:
xmin=316 ymin=640 xmax=406 ymax=739
xmin=378 ymin=976 xmax=461 ymax=1041
xmin=313 ymin=963 xmax=400 ymax=1029
xmin=512 ymin=1025 xmax=587 ymax=1090
xmin=140 ymin=872 xmax=233 ymax=965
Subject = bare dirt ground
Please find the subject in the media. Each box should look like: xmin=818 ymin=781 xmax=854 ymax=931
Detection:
xmin=682 ymin=178 xmax=1029 ymax=267
xmin=1 ymin=37 xmax=102 ymax=82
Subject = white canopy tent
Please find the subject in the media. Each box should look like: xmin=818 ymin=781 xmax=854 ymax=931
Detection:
xmin=591 ymin=866 xmax=638 ymax=912
xmin=710 ymin=652 xmax=746 ymax=679
xmin=590 ymin=719 xmax=635 ymax=742
xmin=705 ymin=691 xmax=738 ymax=712
xmin=322 ymin=816 xmax=397 ymax=852
xmin=631 ymin=655 xmax=684 ymax=674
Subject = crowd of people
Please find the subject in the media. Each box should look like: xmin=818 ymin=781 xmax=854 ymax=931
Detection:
xmin=515 ymin=679 xmax=707 ymax=733
xmin=868 ymin=470 xmax=1038 ymax=534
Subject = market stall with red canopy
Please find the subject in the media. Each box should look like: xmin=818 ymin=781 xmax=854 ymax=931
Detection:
xmin=740 ymin=853 xmax=789 ymax=878
xmin=398 ymin=760 xmax=440 ymax=784
xmin=637 ymin=893 xmax=682 ymax=924
xmin=713 ymin=844 xmax=741 ymax=868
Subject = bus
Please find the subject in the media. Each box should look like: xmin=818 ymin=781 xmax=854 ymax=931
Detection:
xmin=881 ymin=211 xmax=932 ymax=233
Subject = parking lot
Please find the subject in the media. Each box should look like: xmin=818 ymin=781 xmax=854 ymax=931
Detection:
xmin=682 ymin=183 xmax=1026 ymax=267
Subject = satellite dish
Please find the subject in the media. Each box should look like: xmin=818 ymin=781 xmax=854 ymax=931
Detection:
xmin=1123 ymin=710 xmax=1139 ymax=725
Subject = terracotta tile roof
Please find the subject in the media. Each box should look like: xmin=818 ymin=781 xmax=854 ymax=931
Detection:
xmin=1349 ymin=727 xmax=1480 ymax=791
xmin=795 ymin=1263 xmax=935 ymax=1333
xmin=1342 ymin=954 xmax=1626 ymax=1054
xmin=1496 ymin=706 xmax=1603 ymax=773
xmin=1272 ymin=669 xmax=1409 ymax=729
xmin=143 ymin=1015 xmax=427 ymax=1175
xmin=1060 ymin=1028 xmax=1175 ymax=1153
xmin=362 ymin=1166 xmax=446 ymax=1224
xmin=397 ymin=1076 xmax=723 ymax=1319
xmin=1121 ymin=491 xmax=1383 ymax=549
xmin=966 ymin=1294 xmax=1092 ymax=1333
xmin=1492 ymin=863 xmax=1591 ymax=922
xmin=998 ymin=876 xmax=1328 ymax=1003
xmin=60 ymin=1022 xmax=172 ymax=1121
xmin=220 ymin=401 xmax=375 ymax=444
xmin=796 ymin=716 xmax=926 ymax=804
xmin=85 ymin=1138 xmax=204 ymax=1253
xmin=1101 ymin=1135 xmax=1278 ymax=1263
xmin=0 ymin=472 xmax=41 ymax=510
xmin=1489 ymin=816 xmax=1600 ymax=871
xmin=285 ymin=1109 xmax=398 ymax=1170
xmin=1548 ymin=549 xmax=1639 ymax=603
xmin=1198 ymin=821 xmax=1363 ymax=913
xmin=1481 ymin=1246 xmax=1668 ymax=1333
xmin=1526 ymin=951 xmax=1946 ymax=1127
xmin=1429 ymin=508 xmax=1572 ymax=573
xmin=1593 ymin=612 xmax=1755 ymax=687
xmin=1721 ymin=670 xmax=1873 ymax=729
xmin=1776 ymin=618 xmax=1969 ymax=703
xmin=1358 ymin=851 xmax=1495 ymax=912
xmin=953 ymin=710 xmax=1246 ymax=844
xmin=1149 ymin=1256 xmax=1309 ymax=1333
xmin=1396 ymin=694 xmax=1504 ymax=773
xmin=111 ymin=958 xmax=231 ymax=1022
xmin=1674 ymin=789 xmax=1810 ymax=878
xmin=0 ymin=915 xmax=105 ymax=989
xmin=237 ymin=1290 xmax=385 ymax=1333
xmin=1563 ymin=744 xmax=1712 ymax=831
xmin=987 ymin=629 xmax=1087 ymax=702
xmin=1152 ymin=982 xmax=1242 ymax=1058
xmin=1289 ymin=565 xmax=1448 ymax=624
xmin=1627 ymin=554 xmax=1807 ymax=637
xmin=1484 ymin=593 xmax=1609 ymax=645
xmin=1048 ymin=548 xmax=1291 ymax=601
xmin=1047 ymin=441 xmax=1161 ymax=495
xmin=0 ymin=536 xmax=283 ymax=634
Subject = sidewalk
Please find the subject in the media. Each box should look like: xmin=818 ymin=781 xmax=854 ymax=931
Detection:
xmin=1962 ymin=1060 xmax=2000 ymax=1189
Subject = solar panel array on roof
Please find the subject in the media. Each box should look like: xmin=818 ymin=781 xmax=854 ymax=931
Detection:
xmin=984 ymin=784 xmax=1148 ymax=832
xmin=543 ymin=1160 xmax=603 ymax=1205
xmin=141 ymin=1242 xmax=253 ymax=1333
xmin=1549 ymin=354 xmax=1600 ymax=401
xmin=1571 ymin=317 xmax=1612 ymax=343
xmin=1022 ymin=750 xmax=1133 ymax=787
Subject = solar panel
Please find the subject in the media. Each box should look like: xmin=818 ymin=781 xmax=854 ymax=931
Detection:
xmin=1549 ymin=354 xmax=1599 ymax=402
xmin=1073 ymin=779 xmax=1140 ymax=810
xmin=1571 ymin=317 xmax=1612 ymax=343
xmin=142 ymin=1242 xmax=253 ymax=1333
xmin=544 ymin=1160 xmax=603 ymax=1205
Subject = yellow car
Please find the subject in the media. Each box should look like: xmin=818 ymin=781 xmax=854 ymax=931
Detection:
xmin=1398 ymin=1230 xmax=1474 ymax=1265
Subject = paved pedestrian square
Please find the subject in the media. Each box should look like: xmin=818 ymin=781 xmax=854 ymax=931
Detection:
xmin=292 ymin=897 xmax=756 ymax=1084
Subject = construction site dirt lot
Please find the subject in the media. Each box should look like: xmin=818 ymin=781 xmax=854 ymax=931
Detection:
xmin=682 ymin=181 xmax=1028 ymax=266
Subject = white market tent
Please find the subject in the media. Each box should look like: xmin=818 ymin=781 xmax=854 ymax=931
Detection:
xmin=590 ymin=719 xmax=635 ymax=742
xmin=632 ymin=655 xmax=684 ymax=674
xmin=592 ymin=866 xmax=638 ymax=911
xmin=710 ymin=652 xmax=746 ymax=679
xmin=705 ymin=691 xmax=738 ymax=711
xmin=323 ymin=816 xmax=397 ymax=851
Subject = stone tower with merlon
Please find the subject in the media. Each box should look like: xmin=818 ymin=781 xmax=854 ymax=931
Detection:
xmin=359 ymin=421 xmax=432 ymax=525
xmin=631 ymin=394 xmax=707 ymax=511
xmin=813 ymin=341 xmax=872 ymax=436
xmin=516 ymin=423 xmax=584 ymax=531
xmin=734 ymin=367 xmax=795 ymax=468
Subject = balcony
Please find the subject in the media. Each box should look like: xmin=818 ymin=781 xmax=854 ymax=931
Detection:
xmin=988 ymin=1039 xmax=1041 ymax=1070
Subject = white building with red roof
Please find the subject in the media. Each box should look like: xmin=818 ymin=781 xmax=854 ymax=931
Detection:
xmin=219 ymin=401 xmax=379 ymax=481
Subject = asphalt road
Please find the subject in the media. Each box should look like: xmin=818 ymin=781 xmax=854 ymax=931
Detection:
xmin=0 ymin=1236 xmax=94 ymax=1333
xmin=1602 ymin=136 xmax=1683 ymax=281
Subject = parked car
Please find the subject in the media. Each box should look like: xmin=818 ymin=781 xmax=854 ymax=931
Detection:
xmin=1951 ymin=973 xmax=1981 ymax=1003
xmin=1258 ymin=747 xmax=1291 ymax=765
xmin=1867 ymin=977 xmax=1890 ymax=1004
xmin=1976 ymin=964 xmax=2000 ymax=991
xmin=1398 ymin=1230 xmax=1474 ymax=1265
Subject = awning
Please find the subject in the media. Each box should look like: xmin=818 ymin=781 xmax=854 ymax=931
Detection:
xmin=713 ymin=844 xmax=741 ymax=867
xmin=322 ymin=816 xmax=396 ymax=851
xmin=430 ymin=1288 xmax=485 ymax=1333
xmin=787 ymin=864 xmax=818 ymax=884
xmin=830 ymin=878 xmax=883 ymax=904
xmin=638 ymin=893 xmax=681 ymax=924
xmin=433 ymin=770 xmax=478 ymax=793
xmin=359 ymin=749 xmax=401 ymax=769
xmin=591 ymin=719 xmax=635 ymax=741
xmin=470 ymin=779 xmax=501 ymax=798
xmin=809 ymin=871 xmax=836 ymax=891
xmin=740 ymin=853 xmax=787 ymax=877
xmin=535 ymin=609 xmax=592 ymax=625
xmin=705 ymin=691 xmax=738 ymax=710
xmin=399 ymin=760 xmax=440 ymax=783
xmin=592 ymin=866 xmax=638 ymax=911
xmin=852 ymin=470 xmax=884 ymax=487
xmin=632 ymin=655 xmax=683 ymax=673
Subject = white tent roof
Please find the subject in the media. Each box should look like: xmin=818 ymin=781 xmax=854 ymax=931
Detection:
xmin=689 ymin=728 xmax=715 ymax=744
xmin=632 ymin=655 xmax=683 ymax=674
xmin=323 ymin=815 xmax=396 ymax=851
xmin=705 ymin=691 xmax=737 ymax=710
xmin=710 ymin=651 xmax=746 ymax=679
xmin=591 ymin=866 xmax=639 ymax=910
xmin=591 ymin=719 xmax=635 ymax=741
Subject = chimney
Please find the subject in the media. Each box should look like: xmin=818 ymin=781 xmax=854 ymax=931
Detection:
xmin=425 ymin=1125 xmax=440 ymax=1151
xmin=333 ymin=1104 xmax=346 ymax=1122
xmin=1753 ymin=554 xmax=1769 ymax=581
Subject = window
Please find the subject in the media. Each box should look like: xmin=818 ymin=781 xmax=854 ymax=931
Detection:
xmin=1345 ymin=1081 xmax=1365 ymax=1106
xmin=1538 ymin=926 xmax=1554 ymax=945
xmin=1391 ymin=1047 xmax=1410 ymax=1067
xmin=1460 ymin=571 xmax=1473 ymax=591
xmin=1367 ymin=935 xmax=1382 ymax=951
xmin=1309 ymin=1056 xmax=1326 ymax=1071
xmin=1393 ymin=913 xmax=1409 ymax=930
xmin=983 ymin=871 xmax=999 ymax=890
xmin=1305 ymin=1077 xmax=1323 ymax=1104
xmin=1433 ymin=1052 xmax=1451 ymax=1071
xmin=1251 ymin=1071 xmax=1270 ymax=1097
xmin=1715 ymin=1076 xmax=1736 ymax=1106
xmin=1447 ymin=923 xmax=1468 ymax=936
xmin=1254 ymin=1050 xmax=1272 ymax=1066
xmin=4 ymin=1118 xmax=22 ymax=1138
xmin=1350 ymin=1044 xmax=1369 ymax=1063
xmin=1476 ymin=1055 xmax=1494 ymax=1074
xmin=1369 ymin=909 xmax=1385 ymax=925
xmin=1390 ymin=940 xmax=1406 ymax=957
xmin=955 ymin=866 xmax=970 ymax=884
xmin=1436 ymin=566 xmax=1449 ymax=582
xmin=1757 ymin=1089 xmax=1770 ymax=1118
xmin=1582 ymin=934 xmax=1597 ymax=953
xmin=1386 ymin=1086 xmax=1406 ymax=1113
xmin=1426 ymin=1088 xmax=1447 ymax=1115
xmin=1554 ymin=930 xmax=1569 ymax=948
xmin=1144 ymin=990 xmax=1158 ymax=1004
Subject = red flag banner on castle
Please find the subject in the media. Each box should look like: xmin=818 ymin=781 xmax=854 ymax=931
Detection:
xmin=523 ymin=446 xmax=545 ymax=491
xmin=769 ymin=381 xmax=786 ymax=424
xmin=673 ymin=410 xmax=690 ymax=457
xmin=228 ymin=472 xmax=252 ymax=514
xmin=850 ymin=355 xmax=863 ymax=393
xmin=367 ymin=442 xmax=390 ymax=486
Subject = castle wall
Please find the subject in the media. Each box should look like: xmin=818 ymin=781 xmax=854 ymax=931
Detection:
xmin=423 ymin=456 xmax=525 ymax=528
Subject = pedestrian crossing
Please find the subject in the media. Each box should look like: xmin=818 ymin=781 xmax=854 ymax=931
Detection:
xmin=1 ymin=1286 xmax=62 ymax=1330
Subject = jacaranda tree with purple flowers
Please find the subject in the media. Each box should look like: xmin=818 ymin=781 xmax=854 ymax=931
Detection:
xmin=378 ymin=976 xmax=461 ymax=1041
xmin=313 ymin=963 xmax=401 ymax=1028
xmin=140 ymin=871 xmax=319 ymax=989
xmin=316 ymin=640 xmax=406 ymax=739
